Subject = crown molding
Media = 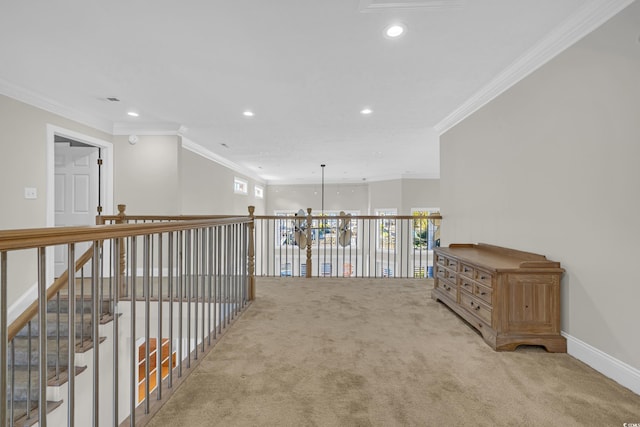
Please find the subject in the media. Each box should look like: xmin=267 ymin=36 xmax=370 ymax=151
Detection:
xmin=434 ymin=0 xmax=636 ymax=135
xmin=358 ymin=0 xmax=463 ymax=12
xmin=112 ymin=121 xmax=180 ymax=136
xmin=0 ymin=78 xmax=113 ymax=134
xmin=269 ymin=172 xmax=439 ymax=186
xmin=181 ymin=137 xmax=265 ymax=184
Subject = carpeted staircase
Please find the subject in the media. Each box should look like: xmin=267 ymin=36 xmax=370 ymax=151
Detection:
xmin=6 ymin=293 xmax=111 ymax=427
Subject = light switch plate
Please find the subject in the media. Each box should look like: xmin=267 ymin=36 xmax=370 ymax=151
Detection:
xmin=24 ymin=187 xmax=37 ymax=199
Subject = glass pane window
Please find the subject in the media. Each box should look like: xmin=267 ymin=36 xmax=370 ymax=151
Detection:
xmin=234 ymin=177 xmax=248 ymax=194
xmin=375 ymin=209 xmax=397 ymax=251
xmin=411 ymin=208 xmax=440 ymax=250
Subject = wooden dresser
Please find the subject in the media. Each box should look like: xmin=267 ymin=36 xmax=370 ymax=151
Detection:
xmin=432 ymin=243 xmax=566 ymax=352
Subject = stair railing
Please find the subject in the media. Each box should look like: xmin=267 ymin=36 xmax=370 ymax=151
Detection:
xmin=4 ymin=244 xmax=96 ymax=426
xmin=2 ymin=212 xmax=254 ymax=426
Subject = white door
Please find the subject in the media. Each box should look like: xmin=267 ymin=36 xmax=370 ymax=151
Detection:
xmin=54 ymin=143 xmax=99 ymax=277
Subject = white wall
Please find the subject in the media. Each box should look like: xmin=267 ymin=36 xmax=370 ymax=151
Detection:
xmin=114 ymin=135 xmax=181 ymax=215
xmin=180 ymin=146 xmax=266 ymax=216
xmin=266 ymin=182 xmax=370 ymax=214
xmin=0 ymin=95 xmax=113 ymax=306
xmin=401 ymin=179 xmax=440 ymax=214
xmin=266 ymin=179 xmax=440 ymax=215
xmin=0 ymin=95 xmax=268 ymax=312
xmin=440 ymin=1 xmax=640 ymax=389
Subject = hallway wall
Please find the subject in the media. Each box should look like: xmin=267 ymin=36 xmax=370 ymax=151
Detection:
xmin=113 ymin=134 xmax=181 ymax=215
xmin=440 ymin=1 xmax=640 ymax=387
xmin=0 ymin=94 xmax=112 ymax=306
xmin=0 ymin=95 xmax=266 ymax=310
xmin=266 ymin=179 xmax=439 ymax=215
xmin=180 ymin=145 xmax=266 ymax=216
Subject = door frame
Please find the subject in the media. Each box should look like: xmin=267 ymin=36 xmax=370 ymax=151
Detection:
xmin=46 ymin=124 xmax=114 ymax=282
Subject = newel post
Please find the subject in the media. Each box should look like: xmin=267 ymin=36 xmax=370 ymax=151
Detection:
xmin=306 ymin=208 xmax=313 ymax=278
xmin=248 ymin=205 xmax=256 ymax=300
xmin=116 ymin=204 xmax=127 ymax=297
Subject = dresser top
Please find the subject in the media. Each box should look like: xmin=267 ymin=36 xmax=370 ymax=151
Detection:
xmin=435 ymin=243 xmax=563 ymax=272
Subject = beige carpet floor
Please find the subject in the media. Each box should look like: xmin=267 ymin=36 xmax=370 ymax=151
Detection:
xmin=147 ymin=278 xmax=640 ymax=427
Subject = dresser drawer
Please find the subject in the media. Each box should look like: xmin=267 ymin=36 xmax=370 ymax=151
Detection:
xmin=474 ymin=283 xmax=492 ymax=305
xmin=460 ymin=291 xmax=492 ymax=324
xmin=436 ymin=254 xmax=447 ymax=266
xmin=439 ymin=280 xmax=457 ymax=300
xmin=437 ymin=266 xmax=456 ymax=281
xmin=444 ymin=268 xmax=457 ymax=281
xmin=460 ymin=263 xmax=474 ymax=278
xmin=459 ymin=277 xmax=474 ymax=294
xmin=446 ymin=258 xmax=459 ymax=270
xmin=475 ymin=269 xmax=493 ymax=287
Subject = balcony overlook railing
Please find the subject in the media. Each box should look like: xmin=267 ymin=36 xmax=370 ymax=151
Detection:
xmin=254 ymin=210 xmax=441 ymax=279
xmin=2 ymin=205 xmax=440 ymax=426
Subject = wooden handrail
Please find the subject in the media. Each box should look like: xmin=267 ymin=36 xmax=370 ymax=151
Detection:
xmin=4 ymin=214 xmax=255 ymax=340
xmin=100 ymin=215 xmax=238 ymax=222
xmin=0 ymin=217 xmax=251 ymax=251
xmin=255 ymin=214 xmax=442 ymax=220
xmin=7 ymin=244 xmax=95 ymax=342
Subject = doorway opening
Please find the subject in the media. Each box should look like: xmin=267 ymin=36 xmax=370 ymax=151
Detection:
xmin=46 ymin=125 xmax=113 ymax=280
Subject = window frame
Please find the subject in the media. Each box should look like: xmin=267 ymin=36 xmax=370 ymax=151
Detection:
xmin=234 ymin=177 xmax=248 ymax=195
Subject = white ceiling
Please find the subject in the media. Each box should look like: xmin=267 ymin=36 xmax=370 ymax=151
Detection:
xmin=0 ymin=0 xmax=630 ymax=184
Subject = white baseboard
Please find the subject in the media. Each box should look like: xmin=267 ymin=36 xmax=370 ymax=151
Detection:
xmin=563 ymin=331 xmax=640 ymax=395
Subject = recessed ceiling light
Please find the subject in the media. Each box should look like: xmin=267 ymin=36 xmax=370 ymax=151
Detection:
xmin=385 ymin=24 xmax=405 ymax=38
xmin=243 ymin=111 xmax=254 ymax=117
xmin=127 ymin=111 xmax=139 ymax=117
xmin=361 ymin=108 xmax=373 ymax=115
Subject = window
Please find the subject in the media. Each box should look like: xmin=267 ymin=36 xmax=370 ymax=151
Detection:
xmin=411 ymin=208 xmax=440 ymax=250
xmin=273 ymin=211 xmax=302 ymax=247
xmin=375 ymin=209 xmax=397 ymax=251
xmin=254 ymin=185 xmax=264 ymax=199
xmin=343 ymin=263 xmax=353 ymax=277
xmin=234 ymin=177 xmax=248 ymax=194
xmin=274 ymin=210 xmax=359 ymax=248
xmin=321 ymin=262 xmax=332 ymax=277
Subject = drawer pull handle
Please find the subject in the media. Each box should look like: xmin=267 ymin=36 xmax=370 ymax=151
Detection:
xmin=480 ymin=291 xmax=487 ymax=296
xmin=475 ymin=306 xmax=481 ymax=311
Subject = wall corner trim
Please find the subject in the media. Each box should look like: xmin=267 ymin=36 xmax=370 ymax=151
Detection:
xmin=434 ymin=0 xmax=636 ymax=135
xmin=181 ymin=137 xmax=265 ymax=184
xmin=0 ymin=78 xmax=113 ymax=134
xmin=563 ymin=331 xmax=640 ymax=396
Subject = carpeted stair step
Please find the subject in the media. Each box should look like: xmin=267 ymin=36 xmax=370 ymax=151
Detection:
xmin=7 ymin=399 xmax=63 ymax=427
xmin=6 ymin=292 xmax=113 ymax=426
xmin=47 ymin=296 xmax=112 ymax=315
xmin=14 ymin=313 xmax=94 ymax=339
xmin=6 ymin=365 xmax=87 ymax=401
xmin=8 ymin=336 xmax=102 ymax=368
